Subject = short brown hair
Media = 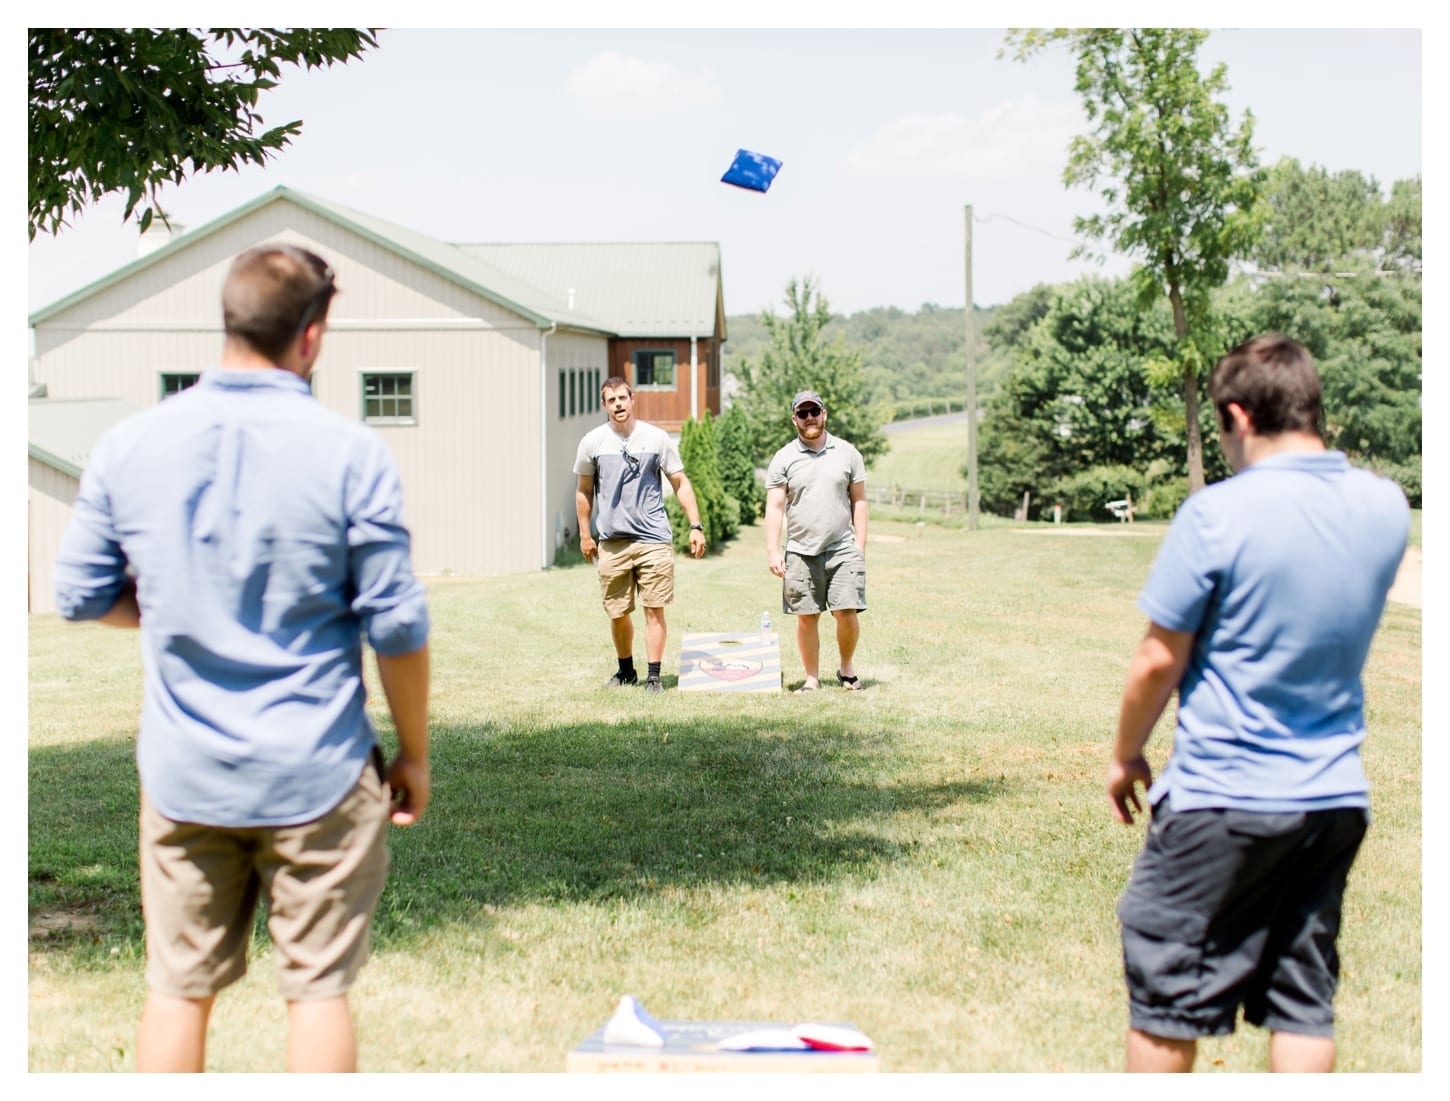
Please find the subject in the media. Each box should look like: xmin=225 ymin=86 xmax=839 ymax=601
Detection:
xmin=222 ymin=245 xmax=337 ymax=363
xmin=600 ymin=376 xmax=631 ymax=398
xmin=1209 ymin=333 xmax=1323 ymax=438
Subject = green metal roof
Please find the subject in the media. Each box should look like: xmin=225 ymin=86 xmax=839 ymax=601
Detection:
xmin=284 ymin=190 xmax=613 ymax=332
xmin=29 ymin=397 xmax=141 ymax=479
xmin=456 ymin=242 xmax=724 ymax=338
xmin=30 ymin=187 xmax=724 ymax=340
xmin=27 ymin=187 xmax=609 ymax=331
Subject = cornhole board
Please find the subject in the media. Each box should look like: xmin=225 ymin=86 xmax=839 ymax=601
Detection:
xmin=567 ymin=1019 xmax=878 ymax=1073
xmin=679 ymin=631 xmax=781 ymax=693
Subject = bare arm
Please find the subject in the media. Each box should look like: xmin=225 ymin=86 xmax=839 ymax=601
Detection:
xmin=764 ymin=485 xmax=787 ymax=577
xmin=1107 ymin=623 xmax=1194 ymax=825
xmin=849 ymin=480 xmax=868 ymax=553
xmin=375 ymin=644 xmax=431 ymax=826
xmin=667 ymin=469 xmax=706 ymax=558
xmin=576 ymin=474 xmax=597 ymax=561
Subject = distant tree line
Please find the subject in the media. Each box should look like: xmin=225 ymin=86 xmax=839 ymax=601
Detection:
xmin=724 ymin=300 xmax=1012 ymax=424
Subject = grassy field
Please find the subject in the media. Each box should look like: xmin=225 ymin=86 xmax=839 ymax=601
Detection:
xmin=869 ymin=419 xmax=969 ymax=493
xmin=28 ymin=517 xmax=1422 ymax=1072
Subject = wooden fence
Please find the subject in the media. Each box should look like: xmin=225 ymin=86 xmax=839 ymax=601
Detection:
xmin=873 ymin=484 xmax=970 ymax=517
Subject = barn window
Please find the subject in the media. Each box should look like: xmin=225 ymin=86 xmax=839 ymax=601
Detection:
xmin=361 ymin=372 xmax=416 ymax=425
xmin=160 ymin=373 xmax=199 ymax=398
xmin=633 ymin=350 xmax=676 ymax=390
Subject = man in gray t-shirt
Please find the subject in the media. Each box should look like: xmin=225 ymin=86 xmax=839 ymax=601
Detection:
xmin=575 ymin=376 xmax=705 ymax=693
xmin=764 ymin=389 xmax=868 ymax=692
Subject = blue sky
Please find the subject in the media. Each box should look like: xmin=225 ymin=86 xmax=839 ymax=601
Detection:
xmin=25 ymin=21 xmax=1425 ymax=320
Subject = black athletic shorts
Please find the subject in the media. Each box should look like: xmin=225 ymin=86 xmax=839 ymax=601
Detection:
xmin=1116 ymin=797 xmax=1368 ymax=1040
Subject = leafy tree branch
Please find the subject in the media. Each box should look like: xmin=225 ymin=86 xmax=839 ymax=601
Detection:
xmin=29 ymin=28 xmax=378 ymax=239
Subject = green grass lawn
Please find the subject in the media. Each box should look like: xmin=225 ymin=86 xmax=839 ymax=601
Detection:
xmin=28 ymin=518 xmax=1422 ymax=1071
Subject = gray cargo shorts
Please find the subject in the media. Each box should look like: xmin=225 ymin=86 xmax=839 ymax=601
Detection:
xmin=782 ymin=542 xmax=866 ymax=615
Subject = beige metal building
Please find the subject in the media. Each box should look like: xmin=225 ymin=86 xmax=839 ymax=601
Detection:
xmin=27 ymin=186 xmax=726 ymax=612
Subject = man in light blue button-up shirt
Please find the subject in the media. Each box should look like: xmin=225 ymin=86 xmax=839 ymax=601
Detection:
xmin=54 ymin=244 xmax=431 ymax=1072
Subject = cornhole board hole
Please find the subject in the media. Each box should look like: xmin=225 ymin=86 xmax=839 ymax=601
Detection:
xmin=567 ymin=1019 xmax=879 ymax=1073
xmin=678 ymin=631 xmax=781 ymax=693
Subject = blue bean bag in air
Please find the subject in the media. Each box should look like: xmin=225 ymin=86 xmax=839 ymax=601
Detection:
xmin=721 ymin=149 xmax=782 ymax=193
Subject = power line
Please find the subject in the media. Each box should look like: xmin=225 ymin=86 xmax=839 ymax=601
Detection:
xmin=976 ymin=211 xmax=1422 ymax=278
xmin=1239 ymin=266 xmax=1422 ymax=279
xmin=972 ymin=211 xmax=1088 ymax=249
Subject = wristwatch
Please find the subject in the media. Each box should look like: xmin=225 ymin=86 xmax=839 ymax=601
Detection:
xmin=690 ymin=524 xmax=704 ymax=531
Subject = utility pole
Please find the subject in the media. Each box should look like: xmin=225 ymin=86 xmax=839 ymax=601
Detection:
xmin=964 ymin=205 xmax=979 ymax=530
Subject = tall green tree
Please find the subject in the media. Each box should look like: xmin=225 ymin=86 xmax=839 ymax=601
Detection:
xmin=30 ymin=28 xmax=378 ymax=238
xmin=715 ymin=403 xmax=766 ymax=523
xmin=976 ymin=277 xmax=1185 ymax=516
xmin=1382 ymin=176 xmax=1422 ymax=272
xmin=732 ymin=277 xmax=890 ymax=467
xmin=666 ymin=413 xmax=737 ymax=552
xmin=1252 ymin=157 xmax=1404 ymax=272
xmin=1250 ymin=270 xmax=1421 ymax=465
xmin=1005 ymin=28 xmax=1264 ymax=493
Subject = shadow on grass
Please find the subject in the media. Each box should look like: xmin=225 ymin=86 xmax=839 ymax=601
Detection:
xmin=29 ymin=715 xmax=1005 ymax=956
xmin=28 ymin=738 xmax=147 ymax=954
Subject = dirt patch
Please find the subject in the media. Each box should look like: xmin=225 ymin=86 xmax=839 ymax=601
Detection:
xmin=1010 ymin=527 xmax=1160 ymax=537
xmin=30 ymin=908 xmax=103 ymax=940
xmin=1388 ymin=546 xmax=1421 ymax=607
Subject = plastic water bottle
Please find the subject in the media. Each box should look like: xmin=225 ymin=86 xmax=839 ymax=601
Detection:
xmin=760 ymin=612 xmax=771 ymax=631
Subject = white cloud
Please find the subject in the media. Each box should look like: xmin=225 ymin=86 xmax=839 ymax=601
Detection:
xmin=566 ymin=49 xmax=721 ymax=115
xmin=848 ymin=94 xmax=1082 ymax=180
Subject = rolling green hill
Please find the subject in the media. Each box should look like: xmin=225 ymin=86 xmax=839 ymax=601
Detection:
xmin=723 ymin=303 xmax=1011 ymax=414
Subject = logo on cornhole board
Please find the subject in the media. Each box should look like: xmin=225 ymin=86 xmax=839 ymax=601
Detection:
xmin=700 ymin=657 xmax=763 ymax=682
xmin=679 ymin=632 xmax=781 ymax=693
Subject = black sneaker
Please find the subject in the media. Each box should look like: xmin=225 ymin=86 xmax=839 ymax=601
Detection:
xmin=605 ymin=671 xmax=639 ymax=688
xmin=643 ymin=676 xmax=664 ymax=694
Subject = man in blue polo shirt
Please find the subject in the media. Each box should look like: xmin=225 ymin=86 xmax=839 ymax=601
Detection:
xmin=53 ymin=244 xmax=431 ymax=1072
xmin=1107 ymin=334 xmax=1408 ymax=1072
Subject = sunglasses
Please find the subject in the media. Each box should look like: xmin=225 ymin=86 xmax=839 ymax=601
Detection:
xmin=794 ymin=405 xmax=823 ymax=418
xmin=619 ymin=441 xmax=641 ymax=478
xmin=293 ymin=258 xmax=337 ymax=339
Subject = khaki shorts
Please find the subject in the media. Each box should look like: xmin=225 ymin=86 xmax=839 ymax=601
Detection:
xmin=597 ymin=538 xmax=674 ymax=618
xmin=139 ymin=753 xmax=391 ymax=1002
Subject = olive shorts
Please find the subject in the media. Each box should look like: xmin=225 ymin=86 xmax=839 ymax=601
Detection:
xmin=782 ymin=543 xmax=867 ymax=615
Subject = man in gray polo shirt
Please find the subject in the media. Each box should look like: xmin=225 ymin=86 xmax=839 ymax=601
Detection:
xmin=764 ymin=389 xmax=869 ymax=692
